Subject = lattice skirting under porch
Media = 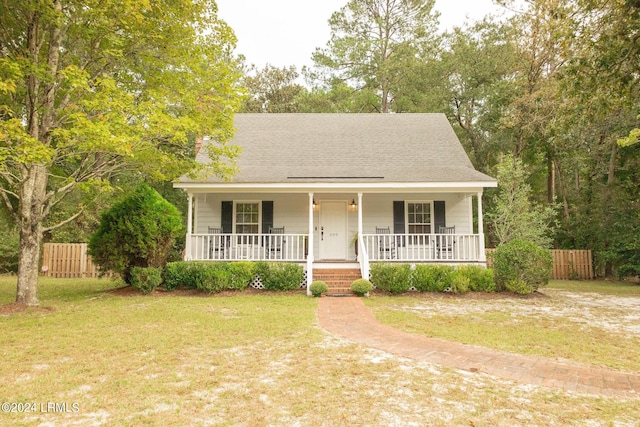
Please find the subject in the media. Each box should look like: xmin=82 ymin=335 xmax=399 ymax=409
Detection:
xmin=249 ymin=270 xmax=308 ymax=289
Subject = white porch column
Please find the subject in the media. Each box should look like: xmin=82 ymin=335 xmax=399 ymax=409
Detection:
xmin=185 ymin=192 xmax=193 ymax=261
xmin=357 ymin=192 xmax=363 ymax=259
xmin=306 ymin=192 xmax=314 ymax=295
xmin=477 ymin=191 xmax=486 ymax=263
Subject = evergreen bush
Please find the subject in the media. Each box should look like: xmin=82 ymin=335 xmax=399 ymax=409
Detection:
xmin=370 ymin=263 xmax=411 ymax=294
xmin=227 ymin=262 xmax=255 ymax=290
xmin=412 ymin=265 xmax=455 ymax=292
xmin=493 ymin=240 xmax=553 ymax=294
xmin=88 ymin=184 xmax=182 ymax=284
xmin=309 ymin=280 xmax=328 ymax=297
xmin=350 ymin=278 xmax=373 ymax=296
xmin=456 ymin=265 xmax=496 ymax=292
xmin=130 ymin=267 xmax=163 ymax=294
xmin=259 ymin=262 xmax=304 ymax=291
xmin=449 ymin=270 xmax=470 ymax=293
xmin=163 ymin=262 xmax=188 ymax=290
xmin=196 ymin=263 xmax=230 ymax=294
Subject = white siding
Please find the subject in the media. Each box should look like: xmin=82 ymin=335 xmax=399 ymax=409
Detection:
xmin=194 ymin=192 xmax=475 ymax=261
xmin=360 ymin=193 xmax=472 ymax=234
xmin=195 ymin=193 xmax=310 ymax=234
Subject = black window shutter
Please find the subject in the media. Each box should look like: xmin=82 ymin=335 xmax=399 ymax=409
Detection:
xmin=262 ymin=201 xmax=273 ymax=234
xmin=393 ymin=201 xmax=406 ymax=247
xmin=221 ymin=201 xmax=233 ymax=233
xmin=434 ymin=201 xmax=446 ymax=233
xmin=393 ymin=201 xmax=405 ymax=234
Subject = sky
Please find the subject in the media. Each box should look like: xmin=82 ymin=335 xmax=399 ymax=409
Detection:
xmin=215 ymin=0 xmax=510 ymax=70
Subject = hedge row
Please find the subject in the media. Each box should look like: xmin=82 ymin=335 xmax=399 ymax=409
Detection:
xmin=370 ymin=263 xmax=495 ymax=294
xmin=129 ymin=262 xmax=305 ymax=294
xmin=130 ymin=262 xmax=496 ymax=295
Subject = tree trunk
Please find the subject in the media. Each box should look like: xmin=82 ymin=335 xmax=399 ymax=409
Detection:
xmin=14 ymin=1 xmax=63 ymax=305
xmin=16 ymin=222 xmax=42 ymax=306
xmin=547 ymin=155 xmax=556 ymax=203
xmin=16 ymin=165 xmax=48 ymax=306
xmin=607 ymin=139 xmax=618 ymax=186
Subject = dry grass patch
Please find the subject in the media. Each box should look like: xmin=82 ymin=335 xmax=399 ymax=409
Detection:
xmin=1 ymin=277 xmax=639 ymax=425
xmin=365 ymin=280 xmax=640 ymax=371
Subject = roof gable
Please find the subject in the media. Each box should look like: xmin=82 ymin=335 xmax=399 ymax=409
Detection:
xmin=182 ymin=113 xmax=496 ymax=185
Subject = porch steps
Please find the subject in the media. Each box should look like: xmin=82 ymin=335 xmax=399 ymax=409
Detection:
xmin=313 ymin=268 xmax=361 ymax=296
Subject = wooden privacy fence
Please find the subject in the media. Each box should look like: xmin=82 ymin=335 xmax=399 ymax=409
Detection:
xmin=40 ymin=243 xmax=103 ymax=278
xmin=485 ymin=249 xmax=594 ymax=280
xmin=41 ymin=243 xmax=594 ymax=280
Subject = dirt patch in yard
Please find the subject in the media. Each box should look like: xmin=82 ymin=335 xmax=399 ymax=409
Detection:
xmin=0 ymin=302 xmax=57 ymax=316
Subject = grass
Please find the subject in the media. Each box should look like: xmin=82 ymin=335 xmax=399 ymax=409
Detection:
xmin=364 ymin=280 xmax=640 ymax=371
xmin=1 ymin=276 xmax=639 ymax=426
xmin=546 ymin=279 xmax=640 ymax=295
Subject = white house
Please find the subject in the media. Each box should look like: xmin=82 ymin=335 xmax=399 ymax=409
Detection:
xmin=174 ymin=113 xmax=497 ymax=293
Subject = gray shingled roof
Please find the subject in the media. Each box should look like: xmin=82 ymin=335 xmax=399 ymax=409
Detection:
xmin=178 ymin=113 xmax=496 ymax=184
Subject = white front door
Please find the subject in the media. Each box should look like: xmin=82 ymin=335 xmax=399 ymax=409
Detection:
xmin=320 ymin=201 xmax=347 ymax=260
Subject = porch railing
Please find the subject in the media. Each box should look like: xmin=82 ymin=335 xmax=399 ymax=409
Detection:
xmin=361 ymin=233 xmax=481 ymax=262
xmin=188 ymin=233 xmax=308 ymax=261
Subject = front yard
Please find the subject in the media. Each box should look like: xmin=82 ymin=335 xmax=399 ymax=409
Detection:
xmin=1 ymin=277 xmax=639 ymax=426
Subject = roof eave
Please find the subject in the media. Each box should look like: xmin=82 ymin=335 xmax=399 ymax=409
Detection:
xmin=173 ymin=181 xmax=498 ymax=193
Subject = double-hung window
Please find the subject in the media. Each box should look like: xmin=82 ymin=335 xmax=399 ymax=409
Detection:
xmin=407 ymin=202 xmax=432 ymax=234
xmin=235 ymin=202 xmax=260 ymax=234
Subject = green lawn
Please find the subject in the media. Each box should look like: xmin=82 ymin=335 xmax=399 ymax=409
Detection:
xmin=547 ymin=278 xmax=640 ymax=295
xmin=1 ymin=277 xmax=638 ymax=426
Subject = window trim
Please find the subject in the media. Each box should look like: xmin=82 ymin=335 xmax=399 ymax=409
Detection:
xmin=233 ymin=200 xmax=262 ymax=234
xmin=405 ymin=200 xmax=433 ymax=234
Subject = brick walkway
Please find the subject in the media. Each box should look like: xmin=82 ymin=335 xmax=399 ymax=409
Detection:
xmin=317 ymin=297 xmax=640 ymax=398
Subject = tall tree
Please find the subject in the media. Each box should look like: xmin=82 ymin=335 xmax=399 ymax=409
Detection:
xmin=498 ymin=0 xmax=579 ymax=204
xmin=435 ymin=20 xmax=519 ymax=172
xmin=0 ymin=0 xmax=244 ymax=305
xmin=557 ymin=0 xmax=640 ymax=274
xmin=240 ymin=65 xmax=306 ymax=113
xmin=310 ymin=0 xmax=440 ymax=113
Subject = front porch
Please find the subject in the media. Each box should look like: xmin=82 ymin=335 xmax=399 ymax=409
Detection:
xmin=182 ymin=190 xmax=489 ymax=294
xmin=186 ymin=232 xmax=481 ymax=263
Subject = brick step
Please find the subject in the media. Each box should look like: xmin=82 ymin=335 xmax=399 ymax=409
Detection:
xmin=313 ymin=269 xmax=361 ymax=295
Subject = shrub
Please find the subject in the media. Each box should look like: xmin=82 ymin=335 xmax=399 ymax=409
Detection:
xmin=309 ymin=281 xmax=328 ymax=297
xmin=259 ymin=262 xmax=304 ymax=291
xmin=493 ymin=240 xmax=553 ymax=294
xmin=0 ymin=226 xmax=19 ymax=274
xmin=351 ymin=279 xmax=373 ymax=297
xmin=88 ymin=184 xmax=182 ymax=284
xmin=164 ymin=262 xmax=188 ymax=290
xmin=456 ymin=265 xmax=496 ymax=293
xmin=130 ymin=267 xmax=163 ymax=294
xmin=412 ymin=265 xmax=455 ymax=292
xmin=227 ymin=262 xmax=255 ymax=290
xmin=164 ymin=261 xmax=203 ymax=290
xmin=449 ymin=270 xmax=470 ymax=293
xmin=164 ymin=261 xmax=246 ymax=293
xmin=253 ymin=261 xmax=270 ymax=286
xmin=504 ymin=278 xmax=532 ymax=295
xmin=370 ymin=263 xmax=411 ymax=294
xmin=196 ymin=263 xmax=230 ymax=294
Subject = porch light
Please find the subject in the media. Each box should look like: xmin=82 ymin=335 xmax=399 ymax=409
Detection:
xmin=313 ymin=198 xmax=317 ymax=209
xmin=351 ymin=199 xmax=357 ymax=209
